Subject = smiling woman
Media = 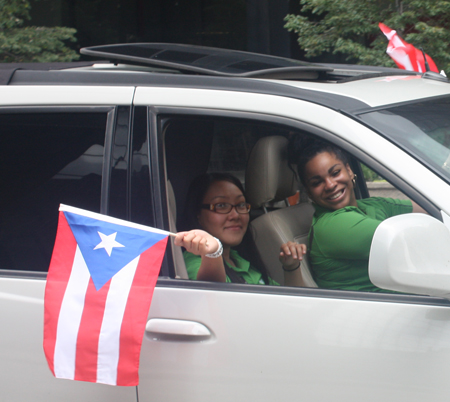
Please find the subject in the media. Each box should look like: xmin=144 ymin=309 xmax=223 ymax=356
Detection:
xmin=289 ymin=135 xmax=425 ymax=292
xmin=198 ymin=180 xmax=249 ymax=254
xmin=303 ymin=150 xmax=357 ymax=211
xmin=173 ymin=173 xmax=307 ymax=285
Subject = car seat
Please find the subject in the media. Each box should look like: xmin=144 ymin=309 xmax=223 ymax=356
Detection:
xmin=245 ymin=135 xmax=317 ymax=287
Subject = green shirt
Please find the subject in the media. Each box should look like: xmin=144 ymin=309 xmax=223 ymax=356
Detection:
xmin=184 ymin=249 xmax=279 ymax=285
xmin=309 ymin=197 xmax=413 ymax=292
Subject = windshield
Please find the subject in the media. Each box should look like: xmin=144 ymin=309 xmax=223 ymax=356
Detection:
xmin=358 ymin=96 xmax=450 ymax=182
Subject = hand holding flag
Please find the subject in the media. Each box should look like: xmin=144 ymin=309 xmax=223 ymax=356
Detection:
xmin=44 ymin=205 xmax=170 ymax=386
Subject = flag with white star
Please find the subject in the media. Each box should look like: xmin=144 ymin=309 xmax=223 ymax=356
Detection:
xmin=43 ymin=204 xmax=169 ymax=386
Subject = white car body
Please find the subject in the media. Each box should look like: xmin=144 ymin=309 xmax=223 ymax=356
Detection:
xmin=2 ymin=44 xmax=450 ymax=401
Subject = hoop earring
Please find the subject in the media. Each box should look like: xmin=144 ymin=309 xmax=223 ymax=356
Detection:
xmin=352 ymin=174 xmax=357 ymax=186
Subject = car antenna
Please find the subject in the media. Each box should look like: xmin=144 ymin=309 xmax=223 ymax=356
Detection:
xmin=419 ymin=48 xmax=449 ymax=82
xmin=420 ymin=47 xmax=431 ymax=72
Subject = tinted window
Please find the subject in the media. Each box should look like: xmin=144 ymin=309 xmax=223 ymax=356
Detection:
xmin=358 ymin=97 xmax=450 ymax=183
xmin=0 ymin=111 xmax=108 ymax=272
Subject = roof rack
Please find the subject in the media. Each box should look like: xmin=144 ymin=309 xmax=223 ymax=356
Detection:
xmin=80 ymin=43 xmax=333 ymax=80
xmin=0 ymin=61 xmax=101 ymax=85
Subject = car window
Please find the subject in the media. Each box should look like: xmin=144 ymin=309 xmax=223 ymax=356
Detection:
xmin=0 ymin=111 xmax=108 ymax=272
xmin=361 ymin=163 xmax=409 ymax=200
xmin=161 ymin=114 xmax=310 ymax=281
xmin=161 ymin=112 xmax=425 ymax=292
xmin=163 ymin=115 xmax=299 ymax=226
xmin=358 ymin=96 xmax=450 ymax=184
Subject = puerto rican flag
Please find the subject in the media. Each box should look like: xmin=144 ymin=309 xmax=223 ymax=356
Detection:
xmin=379 ymin=22 xmax=439 ymax=73
xmin=43 ymin=204 xmax=169 ymax=386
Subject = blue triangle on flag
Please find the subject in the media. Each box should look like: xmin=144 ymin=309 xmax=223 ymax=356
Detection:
xmin=64 ymin=211 xmax=167 ymax=290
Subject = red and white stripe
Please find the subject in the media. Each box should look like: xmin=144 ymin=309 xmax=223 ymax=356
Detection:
xmin=379 ymin=23 xmax=439 ymax=73
xmin=44 ymin=212 xmax=166 ymax=386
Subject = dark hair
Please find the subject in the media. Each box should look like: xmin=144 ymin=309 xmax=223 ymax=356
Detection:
xmin=180 ymin=172 xmax=246 ymax=232
xmin=181 ymin=172 xmax=271 ymax=285
xmin=288 ymin=134 xmax=350 ymax=186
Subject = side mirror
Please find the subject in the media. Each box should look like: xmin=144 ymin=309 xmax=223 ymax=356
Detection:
xmin=369 ymin=214 xmax=450 ymax=299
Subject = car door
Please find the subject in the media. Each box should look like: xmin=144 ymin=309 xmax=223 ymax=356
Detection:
xmin=0 ymin=86 xmax=137 ymax=401
xmin=134 ymin=86 xmax=450 ymax=401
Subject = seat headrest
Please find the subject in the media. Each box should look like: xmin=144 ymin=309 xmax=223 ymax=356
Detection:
xmin=245 ymin=136 xmax=298 ymax=208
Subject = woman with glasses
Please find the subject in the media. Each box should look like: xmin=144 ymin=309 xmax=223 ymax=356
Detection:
xmin=174 ymin=173 xmax=306 ymax=285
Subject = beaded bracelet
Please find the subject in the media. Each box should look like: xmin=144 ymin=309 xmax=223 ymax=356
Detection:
xmin=205 ymin=237 xmax=223 ymax=258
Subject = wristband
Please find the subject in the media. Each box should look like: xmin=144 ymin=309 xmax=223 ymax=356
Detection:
xmin=205 ymin=237 xmax=223 ymax=258
xmin=282 ymin=262 xmax=301 ymax=272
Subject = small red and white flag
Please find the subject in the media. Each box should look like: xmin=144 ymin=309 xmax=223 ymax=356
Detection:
xmin=43 ymin=204 xmax=169 ymax=386
xmin=379 ymin=22 xmax=439 ymax=73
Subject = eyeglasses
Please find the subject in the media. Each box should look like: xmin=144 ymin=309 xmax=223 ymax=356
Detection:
xmin=201 ymin=202 xmax=251 ymax=214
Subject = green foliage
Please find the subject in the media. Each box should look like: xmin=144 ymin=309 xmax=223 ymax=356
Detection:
xmin=285 ymin=0 xmax=450 ymax=74
xmin=361 ymin=163 xmax=383 ymax=182
xmin=0 ymin=0 xmax=79 ymax=62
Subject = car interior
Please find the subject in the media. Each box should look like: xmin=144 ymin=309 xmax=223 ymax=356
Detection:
xmin=162 ymin=114 xmax=376 ymax=287
xmin=0 ymin=108 xmax=409 ymax=286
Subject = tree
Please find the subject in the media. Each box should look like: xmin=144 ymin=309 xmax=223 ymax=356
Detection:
xmin=285 ymin=0 xmax=450 ymax=74
xmin=0 ymin=0 xmax=79 ymax=62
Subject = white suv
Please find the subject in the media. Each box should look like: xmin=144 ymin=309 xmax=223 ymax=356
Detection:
xmin=2 ymin=43 xmax=450 ymax=401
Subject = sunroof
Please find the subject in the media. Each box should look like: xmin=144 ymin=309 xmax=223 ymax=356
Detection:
xmin=80 ymin=43 xmax=333 ymax=78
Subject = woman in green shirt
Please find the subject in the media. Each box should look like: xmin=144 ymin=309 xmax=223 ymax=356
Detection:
xmin=173 ymin=173 xmax=306 ymax=285
xmin=289 ymin=136 xmax=427 ymax=292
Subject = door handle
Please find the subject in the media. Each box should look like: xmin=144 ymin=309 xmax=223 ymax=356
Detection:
xmin=145 ymin=318 xmax=212 ymax=342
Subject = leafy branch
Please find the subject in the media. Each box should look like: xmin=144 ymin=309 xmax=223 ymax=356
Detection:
xmin=0 ymin=0 xmax=79 ymax=63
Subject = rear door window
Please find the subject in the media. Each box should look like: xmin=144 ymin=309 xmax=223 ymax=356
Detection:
xmin=0 ymin=110 xmax=110 ymax=272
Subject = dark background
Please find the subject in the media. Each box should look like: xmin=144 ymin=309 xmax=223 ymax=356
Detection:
xmin=28 ymin=0 xmax=310 ymax=60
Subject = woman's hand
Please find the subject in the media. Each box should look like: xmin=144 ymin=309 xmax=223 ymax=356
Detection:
xmin=174 ymin=230 xmax=220 ymax=257
xmin=279 ymin=241 xmax=307 ymax=271
xmin=174 ymin=230 xmax=226 ymax=282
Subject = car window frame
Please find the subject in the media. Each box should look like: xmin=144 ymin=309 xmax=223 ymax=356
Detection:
xmin=147 ymin=106 xmax=445 ymax=306
xmin=346 ymin=94 xmax=450 ymax=188
xmin=0 ymin=105 xmax=117 ymax=279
